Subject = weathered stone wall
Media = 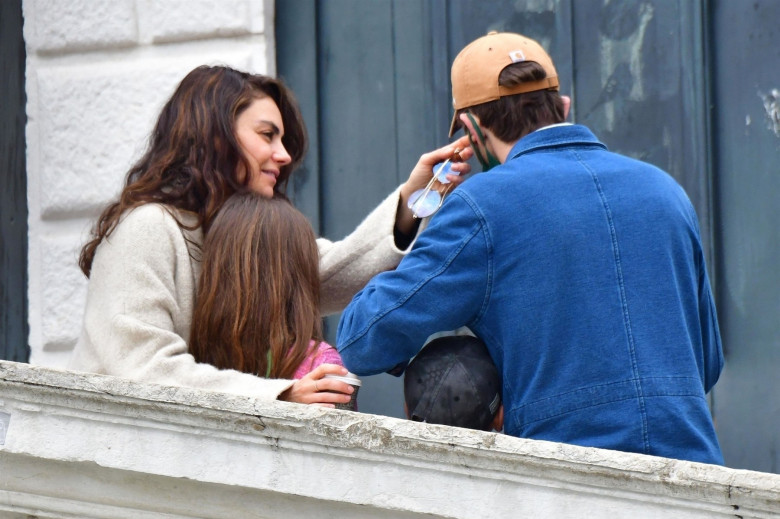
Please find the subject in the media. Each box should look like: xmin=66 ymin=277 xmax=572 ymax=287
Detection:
xmin=1 ymin=360 xmax=779 ymax=518
xmin=22 ymin=0 xmax=273 ymax=366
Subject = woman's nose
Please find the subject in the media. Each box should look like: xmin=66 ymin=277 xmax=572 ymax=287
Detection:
xmin=273 ymin=143 xmax=292 ymax=165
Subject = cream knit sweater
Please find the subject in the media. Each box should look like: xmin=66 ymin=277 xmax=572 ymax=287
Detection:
xmin=70 ymin=187 xmax=410 ymax=400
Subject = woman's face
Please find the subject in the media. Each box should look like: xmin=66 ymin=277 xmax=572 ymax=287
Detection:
xmin=235 ymin=96 xmax=292 ymax=197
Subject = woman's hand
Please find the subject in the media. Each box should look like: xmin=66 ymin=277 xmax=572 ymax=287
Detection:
xmin=278 ymin=363 xmax=354 ymax=407
xmin=397 ymin=135 xmax=474 ymax=234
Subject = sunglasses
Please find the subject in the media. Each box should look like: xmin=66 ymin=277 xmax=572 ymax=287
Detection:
xmin=407 ymin=150 xmax=462 ymax=218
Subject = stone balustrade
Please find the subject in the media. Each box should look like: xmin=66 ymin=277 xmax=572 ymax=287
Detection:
xmin=1 ymin=360 xmax=778 ymax=518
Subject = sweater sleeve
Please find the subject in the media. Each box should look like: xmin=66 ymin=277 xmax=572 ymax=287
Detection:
xmin=70 ymin=205 xmax=294 ymax=400
xmin=293 ymin=341 xmax=344 ymax=379
xmin=317 ymin=186 xmax=419 ymax=315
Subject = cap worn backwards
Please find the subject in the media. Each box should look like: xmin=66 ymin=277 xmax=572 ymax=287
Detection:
xmin=449 ymin=31 xmax=560 ymax=137
xmin=404 ymin=335 xmax=501 ymax=431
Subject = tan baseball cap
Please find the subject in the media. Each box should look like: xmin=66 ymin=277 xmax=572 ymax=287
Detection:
xmin=449 ymin=31 xmax=559 ymax=137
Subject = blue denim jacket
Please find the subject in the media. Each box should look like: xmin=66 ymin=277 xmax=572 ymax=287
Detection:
xmin=337 ymin=124 xmax=724 ymax=464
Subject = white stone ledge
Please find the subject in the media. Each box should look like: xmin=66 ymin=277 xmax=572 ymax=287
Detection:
xmin=23 ymin=0 xmax=266 ymax=55
xmin=23 ymin=0 xmax=138 ymax=54
xmin=136 ymin=0 xmax=261 ymax=45
xmin=1 ymin=360 xmax=778 ymax=518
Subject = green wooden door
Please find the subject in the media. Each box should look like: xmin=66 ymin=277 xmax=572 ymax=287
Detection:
xmin=0 ymin=0 xmax=29 ymax=363
xmin=709 ymin=0 xmax=780 ymax=474
xmin=276 ymin=0 xmax=779 ymax=473
xmin=277 ymin=0 xmax=450 ymax=418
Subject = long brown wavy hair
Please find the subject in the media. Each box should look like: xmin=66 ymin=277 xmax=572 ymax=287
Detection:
xmin=188 ymin=192 xmax=323 ymax=379
xmin=78 ymin=65 xmax=307 ymax=276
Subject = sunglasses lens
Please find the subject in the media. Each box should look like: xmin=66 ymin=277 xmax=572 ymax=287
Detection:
xmin=408 ymin=188 xmax=442 ymax=218
xmin=434 ymin=160 xmax=456 ymax=184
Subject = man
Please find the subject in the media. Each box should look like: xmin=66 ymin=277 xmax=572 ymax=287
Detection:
xmin=337 ymin=32 xmax=724 ymax=464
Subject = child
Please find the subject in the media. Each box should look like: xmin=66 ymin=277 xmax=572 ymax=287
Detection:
xmin=404 ymin=335 xmax=503 ymax=431
xmin=189 ymin=192 xmax=343 ymax=381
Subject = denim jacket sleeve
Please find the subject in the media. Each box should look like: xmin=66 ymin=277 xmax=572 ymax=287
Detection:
xmin=336 ymin=192 xmax=491 ymax=375
xmin=683 ymin=203 xmax=724 ymax=394
xmin=697 ymin=245 xmax=724 ymax=393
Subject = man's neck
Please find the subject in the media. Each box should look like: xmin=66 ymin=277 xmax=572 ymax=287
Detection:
xmin=494 ymin=139 xmax=516 ymax=164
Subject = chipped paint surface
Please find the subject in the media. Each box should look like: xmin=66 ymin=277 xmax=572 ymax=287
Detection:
xmin=594 ymin=1 xmax=655 ymax=131
xmin=759 ymin=88 xmax=780 ymax=137
xmin=515 ymin=0 xmax=555 ymax=11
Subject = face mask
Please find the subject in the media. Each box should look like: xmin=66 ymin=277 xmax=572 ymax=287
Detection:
xmin=464 ymin=113 xmax=501 ymax=172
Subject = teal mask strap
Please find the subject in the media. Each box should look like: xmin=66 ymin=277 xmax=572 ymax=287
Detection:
xmin=465 ymin=113 xmax=501 ymax=171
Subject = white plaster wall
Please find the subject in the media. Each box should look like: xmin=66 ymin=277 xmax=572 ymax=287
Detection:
xmin=23 ymin=0 xmax=274 ymax=367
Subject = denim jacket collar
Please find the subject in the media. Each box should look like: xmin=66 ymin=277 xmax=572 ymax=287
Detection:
xmin=507 ymin=124 xmax=607 ymax=162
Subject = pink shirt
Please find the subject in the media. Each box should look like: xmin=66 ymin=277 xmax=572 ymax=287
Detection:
xmin=293 ymin=341 xmax=344 ymax=379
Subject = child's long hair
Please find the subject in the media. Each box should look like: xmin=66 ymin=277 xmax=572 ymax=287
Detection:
xmin=189 ymin=192 xmax=322 ymax=379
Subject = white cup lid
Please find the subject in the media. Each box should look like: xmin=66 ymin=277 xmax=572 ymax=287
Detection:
xmin=323 ymin=372 xmax=362 ymax=386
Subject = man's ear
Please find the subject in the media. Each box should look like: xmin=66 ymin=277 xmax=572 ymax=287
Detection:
xmin=491 ymin=404 xmax=504 ymax=432
xmin=561 ymin=95 xmax=571 ymax=120
xmin=459 ymin=112 xmax=481 ymax=142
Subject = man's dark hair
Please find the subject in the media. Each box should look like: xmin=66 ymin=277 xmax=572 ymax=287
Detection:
xmin=456 ymin=61 xmax=564 ymax=142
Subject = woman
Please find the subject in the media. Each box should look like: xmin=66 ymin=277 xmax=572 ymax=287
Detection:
xmin=189 ymin=192 xmax=344 ymax=383
xmin=70 ymin=65 xmax=471 ymax=405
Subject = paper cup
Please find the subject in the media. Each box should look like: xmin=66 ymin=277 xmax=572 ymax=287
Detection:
xmin=324 ymin=372 xmax=362 ymax=411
